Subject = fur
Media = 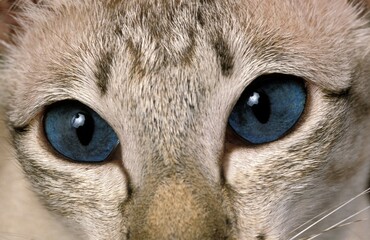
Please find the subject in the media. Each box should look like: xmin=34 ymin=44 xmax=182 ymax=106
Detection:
xmin=1 ymin=0 xmax=370 ymax=239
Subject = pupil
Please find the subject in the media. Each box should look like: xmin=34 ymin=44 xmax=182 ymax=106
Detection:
xmin=248 ymin=91 xmax=270 ymax=124
xmin=71 ymin=112 xmax=94 ymax=146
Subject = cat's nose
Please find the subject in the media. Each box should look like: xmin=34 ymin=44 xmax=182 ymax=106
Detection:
xmin=127 ymin=177 xmax=231 ymax=240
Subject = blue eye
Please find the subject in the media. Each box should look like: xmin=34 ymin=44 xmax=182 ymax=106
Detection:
xmin=44 ymin=101 xmax=119 ymax=162
xmin=228 ymin=74 xmax=306 ymax=144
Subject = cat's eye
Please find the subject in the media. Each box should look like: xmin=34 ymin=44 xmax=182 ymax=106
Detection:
xmin=228 ymin=74 xmax=306 ymax=144
xmin=43 ymin=101 xmax=119 ymax=162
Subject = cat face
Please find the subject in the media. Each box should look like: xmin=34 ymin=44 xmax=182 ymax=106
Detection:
xmin=2 ymin=0 xmax=370 ymax=239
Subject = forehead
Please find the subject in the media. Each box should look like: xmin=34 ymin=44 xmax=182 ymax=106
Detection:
xmin=35 ymin=0 xmax=362 ymax=83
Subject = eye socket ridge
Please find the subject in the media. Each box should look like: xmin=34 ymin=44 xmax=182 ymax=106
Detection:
xmin=43 ymin=100 xmax=119 ymax=163
xmin=228 ymin=73 xmax=307 ymax=145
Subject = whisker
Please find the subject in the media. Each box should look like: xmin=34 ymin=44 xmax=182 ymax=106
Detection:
xmin=289 ymin=208 xmax=332 ymax=235
xmin=289 ymin=187 xmax=369 ymax=235
xmin=0 ymin=231 xmax=36 ymax=240
xmin=289 ymin=187 xmax=370 ymax=240
xmin=300 ymin=206 xmax=370 ymax=240
xmin=301 ymin=220 xmax=366 ymax=240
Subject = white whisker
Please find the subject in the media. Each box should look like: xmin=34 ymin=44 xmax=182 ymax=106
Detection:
xmin=301 ymin=206 xmax=370 ymax=240
xmin=289 ymin=188 xmax=370 ymax=240
xmin=289 ymin=208 xmax=332 ymax=235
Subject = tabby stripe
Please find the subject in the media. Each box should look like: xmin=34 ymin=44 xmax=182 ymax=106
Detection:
xmin=94 ymin=51 xmax=114 ymax=96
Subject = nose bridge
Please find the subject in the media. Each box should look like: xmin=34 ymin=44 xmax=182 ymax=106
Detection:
xmin=128 ymin=174 xmax=229 ymax=240
xmin=125 ymin=69 xmax=222 ymax=169
xmin=132 ymin=68 xmax=206 ymax=146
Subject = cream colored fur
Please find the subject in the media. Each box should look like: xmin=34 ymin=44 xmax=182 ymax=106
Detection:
xmin=1 ymin=0 xmax=370 ymax=239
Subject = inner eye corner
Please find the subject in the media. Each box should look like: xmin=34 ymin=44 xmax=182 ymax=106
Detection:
xmin=227 ymin=73 xmax=308 ymax=145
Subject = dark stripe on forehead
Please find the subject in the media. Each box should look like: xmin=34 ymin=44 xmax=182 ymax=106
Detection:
xmin=213 ymin=35 xmax=234 ymax=77
xmin=94 ymin=51 xmax=114 ymax=96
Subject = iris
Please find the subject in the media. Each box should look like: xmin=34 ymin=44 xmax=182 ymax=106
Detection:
xmin=44 ymin=101 xmax=119 ymax=162
xmin=228 ymin=74 xmax=306 ymax=144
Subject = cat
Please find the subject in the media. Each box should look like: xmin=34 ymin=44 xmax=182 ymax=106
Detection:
xmin=1 ymin=0 xmax=370 ymax=239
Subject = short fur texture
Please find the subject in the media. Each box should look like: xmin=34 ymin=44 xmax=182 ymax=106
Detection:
xmin=1 ymin=0 xmax=370 ymax=239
